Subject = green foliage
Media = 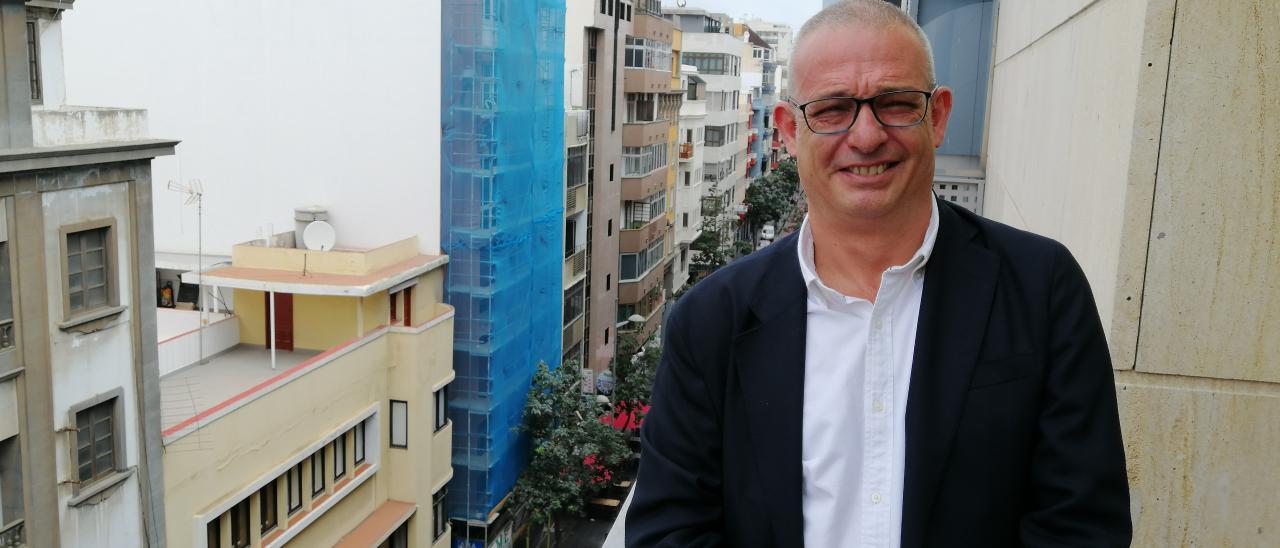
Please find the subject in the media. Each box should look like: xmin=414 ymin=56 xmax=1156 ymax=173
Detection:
xmin=689 ymin=183 xmax=740 ymax=280
xmin=611 ymin=331 xmax=661 ymax=422
xmin=513 ymin=361 xmax=630 ymax=530
xmin=744 ymin=158 xmax=801 ymax=228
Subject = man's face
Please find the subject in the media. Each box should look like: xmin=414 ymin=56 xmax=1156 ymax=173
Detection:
xmin=775 ymin=24 xmax=952 ymax=224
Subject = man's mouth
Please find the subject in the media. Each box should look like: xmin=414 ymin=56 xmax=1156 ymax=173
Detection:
xmin=841 ymin=162 xmax=899 ymax=176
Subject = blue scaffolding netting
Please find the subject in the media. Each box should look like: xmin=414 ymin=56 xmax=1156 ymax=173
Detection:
xmin=441 ymin=0 xmax=566 ymax=524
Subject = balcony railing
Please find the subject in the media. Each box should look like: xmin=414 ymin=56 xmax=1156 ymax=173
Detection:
xmin=1 ymin=519 xmax=25 ymax=548
xmin=679 ymin=142 xmax=693 ymax=159
xmin=0 ymin=319 xmax=13 ymax=350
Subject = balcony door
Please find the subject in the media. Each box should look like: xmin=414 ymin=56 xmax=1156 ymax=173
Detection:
xmin=264 ymin=292 xmax=294 ymax=351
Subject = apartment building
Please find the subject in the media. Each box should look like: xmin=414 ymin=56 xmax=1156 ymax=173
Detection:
xmin=617 ymin=0 xmax=682 ymax=344
xmin=736 ymin=24 xmax=778 ymax=182
xmin=665 ymin=8 xmax=748 ymax=253
xmin=671 ymin=65 xmax=707 ymax=292
xmin=0 ymin=1 xmax=177 ymax=545
xmin=742 ymin=19 xmax=793 ymax=98
xmin=161 ymin=234 xmax=453 ymax=547
xmin=441 ymin=0 xmax=565 ymax=543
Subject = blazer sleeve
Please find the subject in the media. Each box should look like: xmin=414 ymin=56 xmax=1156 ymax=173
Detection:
xmin=1020 ymin=242 xmax=1133 ymax=547
xmin=626 ymin=305 xmax=725 ymax=547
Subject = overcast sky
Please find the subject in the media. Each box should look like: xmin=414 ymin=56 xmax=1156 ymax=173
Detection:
xmin=675 ymin=0 xmax=825 ymax=38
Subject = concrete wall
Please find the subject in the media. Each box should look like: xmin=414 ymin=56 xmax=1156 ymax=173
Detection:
xmin=41 ymin=182 xmax=145 ymax=546
xmin=984 ymin=0 xmax=1280 ymax=544
xmin=59 ymin=0 xmax=443 ymax=256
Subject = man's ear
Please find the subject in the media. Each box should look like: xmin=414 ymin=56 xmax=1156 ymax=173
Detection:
xmin=775 ymin=102 xmax=799 ymax=151
xmin=928 ymin=86 xmax=953 ymax=147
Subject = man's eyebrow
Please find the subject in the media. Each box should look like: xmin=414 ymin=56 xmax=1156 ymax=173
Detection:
xmin=809 ymin=85 xmax=926 ymax=99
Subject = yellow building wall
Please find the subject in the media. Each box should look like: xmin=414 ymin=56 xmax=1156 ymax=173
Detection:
xmin=231 ymin=237 xmax=420 ymax=276
xmin=234 ymin=288 xmax=267 ymax=346
xmin=294 ymin=294 xmax=359 ymax=350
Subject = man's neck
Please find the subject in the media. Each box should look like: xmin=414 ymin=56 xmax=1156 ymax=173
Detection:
xmin=809 ymin=195 xmax=934 ymax=302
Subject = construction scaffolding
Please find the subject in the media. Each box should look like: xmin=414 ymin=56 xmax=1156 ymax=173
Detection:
xmin=441 ymin=0 xmax=567 ymax=532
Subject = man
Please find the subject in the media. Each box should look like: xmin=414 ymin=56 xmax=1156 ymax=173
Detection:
xmin=626 ymin=1 xmax=1131 ymax=547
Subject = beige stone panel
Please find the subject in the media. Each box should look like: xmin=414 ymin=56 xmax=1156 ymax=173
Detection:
xmin=991 ymin=0 xmax=1097 ymax=64
xmin=983 ymin=0 xmax=1147 ymax=360
xmin=0 ymin=378 xmax=15 ymax=439
xmin=1117 ymin=374 xmax=1280 ymax=546
xmin=1137 ymin=1 xmax=1280 ymax=382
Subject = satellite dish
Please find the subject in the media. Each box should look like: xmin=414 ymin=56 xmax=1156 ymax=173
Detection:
xmin=302 ymin=220 xmax=336 ymax=251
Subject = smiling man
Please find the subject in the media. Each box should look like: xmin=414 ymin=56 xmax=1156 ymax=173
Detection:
xmin=626 ymin=1 xmax=1131 ymax=547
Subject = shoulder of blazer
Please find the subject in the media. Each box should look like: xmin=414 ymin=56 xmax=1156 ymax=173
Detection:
xmin=669 ymin=230 xmax=805 ymax=335
xmin=938 ymin=199 xmax=1071 ymax=274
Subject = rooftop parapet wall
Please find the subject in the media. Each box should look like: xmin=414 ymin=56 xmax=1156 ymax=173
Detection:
xmin=32 ymin=106 xmax=148 ymax=147
xmin=232 ymin=235 xmax=421 ymax=276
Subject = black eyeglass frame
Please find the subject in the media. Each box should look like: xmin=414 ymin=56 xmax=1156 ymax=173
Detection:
xmin=786 ymin=87 xmax=939 ymax=135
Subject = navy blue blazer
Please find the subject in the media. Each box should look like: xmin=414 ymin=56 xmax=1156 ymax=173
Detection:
xmin=627 ymin=199 xmax=1131 ymax=547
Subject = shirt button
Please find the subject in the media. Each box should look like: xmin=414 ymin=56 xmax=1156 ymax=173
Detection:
xmin=873 ymin=319 xmax=883 ymax=329
xmin=871 ymin=493 xmax=882 ymax=504
xmin=872 ymin=400 xmax=884 ymax=413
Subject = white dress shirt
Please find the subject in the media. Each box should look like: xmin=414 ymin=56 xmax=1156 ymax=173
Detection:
xmin=798 ymin=199 xmax=939 ymax=548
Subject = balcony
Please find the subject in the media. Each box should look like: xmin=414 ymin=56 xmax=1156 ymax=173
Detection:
xmin=563 ymin=247 xmax=587 ymax=288
xmin=562 ymin=316 xmax=585 ymax=356
xmin=622 ymin=167 xmax=668 ymax=201
xmin=0 ymin=520 xmax=23 ymax=548
xmin=679 ymin=142 xmax=694 ymax=159
xmin=620 ymin=215 xmax=668 ymax=254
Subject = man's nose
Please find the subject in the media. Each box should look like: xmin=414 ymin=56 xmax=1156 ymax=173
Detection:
xmin=844 ymin=103 xmax=889 ymax=153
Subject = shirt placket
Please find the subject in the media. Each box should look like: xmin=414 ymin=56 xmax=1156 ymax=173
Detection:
xmin=861 ymin=274 xmax=897 ymax=547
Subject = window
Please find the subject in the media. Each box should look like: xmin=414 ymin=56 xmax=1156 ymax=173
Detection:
xmin=681 ymin=52 xmax=739 ymax=76
xmin=390 ymin=400 xmax=408 ymax=448
xmin=259 ymin=482 xmax=278 ymax=535
xmin=623 ymin=143 xmax=669 ymax=177
xmin=916 ymin=0 xmax=995 ymax=160
xmin=609 ymin=164 xmax=614 ymax=181
xmin=287 ymin=463 xmax=303 ymax=514
xmin=620 ymin=238 xmax=665 ymax=281
xmin=607 ymin=219 xmax=613 ymax=236
xmin=64 ymin=224 xmax=114 ymax=317
xmin=433 ymin=486 xmax=449 ymax=540
xmin=564 ymin=281 xmax=585 ymax=325
xmin=434 ymin=387 xmax=449 ymax=432
xmin=567 ymin=145 xmax=587 ymax=189
xmin=333 ymin=436 xmax=346 ymax=481
xmin=0 ymin=238 xmax=14 ymax=351
xmin=25 ymin=20 xmax=40 ymax=103
xmin=230 ymin=498 xmax=250 ymax=548
xmin=207 ymin=520 xmax=220 ymax=548
xmin=684 ymin=171 xmax=691 ymax=187
xmin=354 ymin=422 xmax=367 ymax=464
xmin=75 ymin=398 xmax=118 ymax=485
xmin=310 ymin=451 xmax=325 ymax=496
xmin=683 ymin=213 xmax=689 ymax=227
xmin=624 ymin=37 xmax=673 ymax=71
xmin=604 ymin=328 xmax=610 ymax=344
xmin=625 ymin=92 xmax=660 ymax=123
xmin=624 ymin=190 xmax=667 ymax=228
xmin=606 ymin=274 xmax=611 ymax=290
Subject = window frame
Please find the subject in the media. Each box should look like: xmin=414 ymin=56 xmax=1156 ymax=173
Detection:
xmin=434 ymin=386 xmax=449 ymax=432
xmin=310 ymin=450 xmax=325 ymax=496
xmin=286 ymin=463 xmax=303 ymax=514
xmin=333 ymin=435 xmax=346 ymax=481
xmin=354 ymin=421 xmax=367 ymax=465
xmin=390 ymin=400 xmax=408 ymax=449
xmin=432 ymin=486 xmax=449 ymax=541
xmin=0 ymin=201 xmax=17 ymax=362
xmin=58 ymin=218 xmax=122 ymax=327
xmin=230 ymin=498 xmax=250 ymax=548
xmin=68 ymin=388 xmax=125 ymax=492
xmin=259 ymin=481 xmax=278 ymax=535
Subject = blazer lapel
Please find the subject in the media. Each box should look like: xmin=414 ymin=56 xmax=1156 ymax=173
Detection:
xmin=733 ymin=232 xmax=808 ymax=546
xmin=900 ymin=201 xmax=1000 ymax=548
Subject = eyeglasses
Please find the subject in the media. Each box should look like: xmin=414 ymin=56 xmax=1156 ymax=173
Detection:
xmin=787 ymin=89 xmax=936 ymax=135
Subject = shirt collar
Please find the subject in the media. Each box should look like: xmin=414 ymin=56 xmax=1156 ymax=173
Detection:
xmin=796 ymin=198 xmax=940 ymax=299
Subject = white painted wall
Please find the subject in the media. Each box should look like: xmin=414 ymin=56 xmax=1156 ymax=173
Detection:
xmin=42 ymin=183 xmax=144 ymax=546
xmin=59 ymin=1 xmax=444 ymax=255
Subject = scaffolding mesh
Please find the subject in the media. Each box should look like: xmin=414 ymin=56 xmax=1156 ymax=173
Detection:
xmin=441 ymin=0 xmax=566 ymax=524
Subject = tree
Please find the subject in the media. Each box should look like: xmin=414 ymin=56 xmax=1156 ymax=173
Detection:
xmin=611 ymin=329 xmax=661 ymax=427
xmin=512 ymin=361 xmax=630 ymax=540
xmin=743 ymin=158 xmax=801 ymax=229
xmin=690 ymin=183 xmax=751 ymax=280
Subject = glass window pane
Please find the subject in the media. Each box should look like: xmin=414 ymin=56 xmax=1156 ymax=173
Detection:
xmin=390 ymin=400 xmax=408 ymax=447
xmin=85 ymin=249 xmax=104 ymax=270
xmin=67 ymin=252 xmax=81 ymax=276
xmin=83 ymin=228 xmax=103 ymax=250
xmin=86 ymin=286 xmax=107 ymax=308
xmin=69 ymin=291 xmax=83 ymax=311
xmin=68 ymin=273 xmax=82 ymax=292
xmin=86 ymin=266 xmax=105 ymax=288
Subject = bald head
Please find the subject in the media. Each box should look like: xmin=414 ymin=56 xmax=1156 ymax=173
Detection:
xmin=789 ymin=0 xmax=935 ymax=99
